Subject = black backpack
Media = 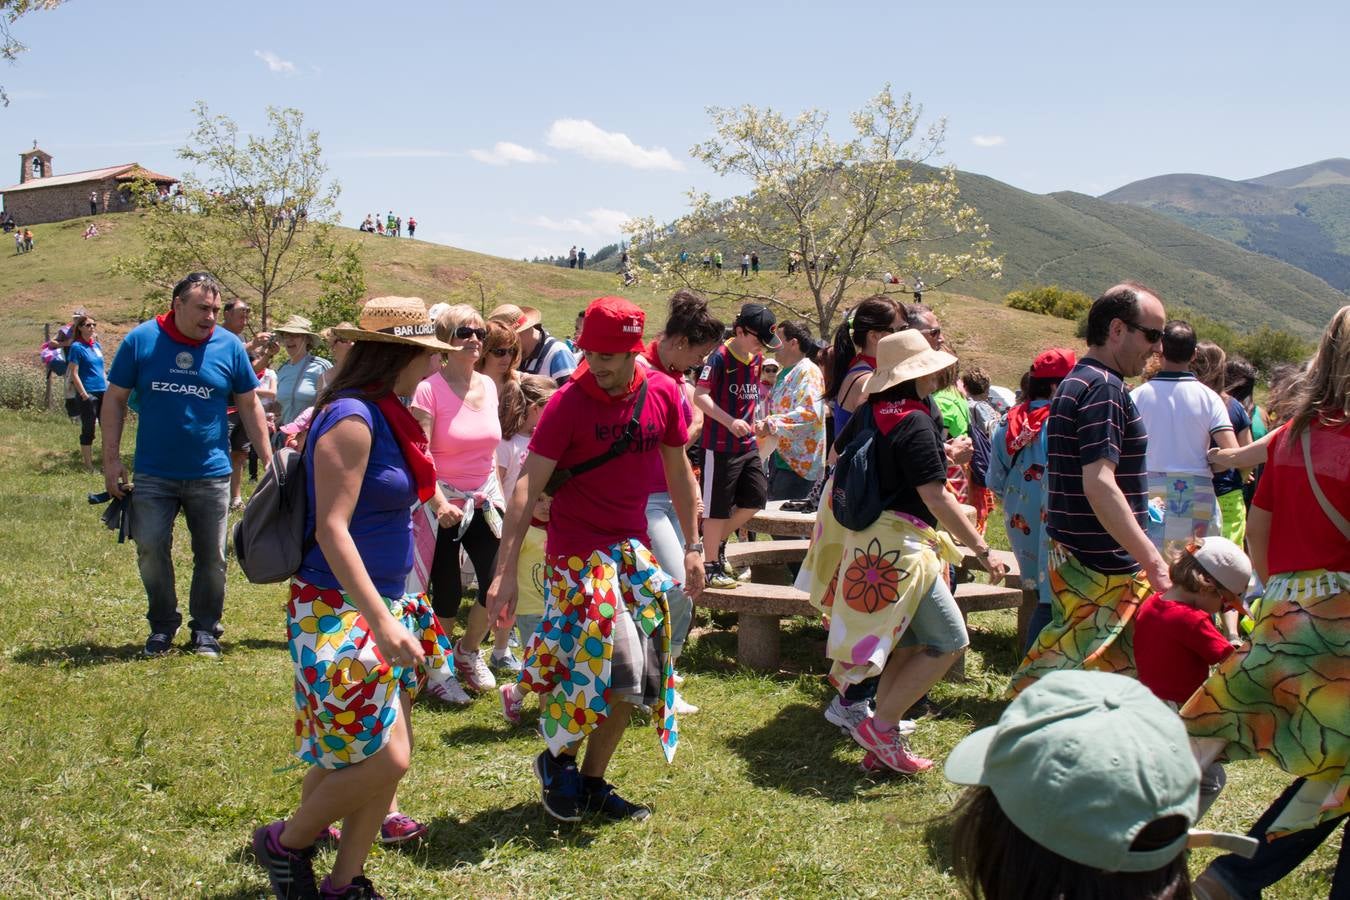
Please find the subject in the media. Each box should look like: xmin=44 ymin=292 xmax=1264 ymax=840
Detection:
xmin=830 ymin=405 xmax=894 ymax=530
xmin=233 ymin=446 xmax=312 ymax=583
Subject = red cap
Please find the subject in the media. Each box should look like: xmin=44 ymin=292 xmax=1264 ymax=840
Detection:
xmin=577 ymin=296 xmax=645 ymax=354
xmin=1031 ymin=347 xmax=1076 ymax=379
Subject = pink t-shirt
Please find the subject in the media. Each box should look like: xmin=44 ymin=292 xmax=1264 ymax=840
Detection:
xmin=637 ymin=352 xmax=692 ymax=496
xmin=411 ymin=371 xmax=501 ymax=490
xmin=529 ymin=367 xmax=687 ymax=558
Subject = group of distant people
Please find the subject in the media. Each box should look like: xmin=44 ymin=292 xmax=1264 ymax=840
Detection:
xmin=565 ymin=245 xmax=587 ymax=268
xmin=359 ymin=211 xmax=416 ymax=238
xmin=56 ymin=261 xmax=1349 ymax=897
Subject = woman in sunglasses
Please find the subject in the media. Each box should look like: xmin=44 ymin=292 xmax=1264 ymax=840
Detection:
xmin=66 ymin=317 xmax=107 ymax=471
xmin=474 ymin=319 xmax=521 ymax=397
xmin=410 ymin=305 xmax=504 ymax=699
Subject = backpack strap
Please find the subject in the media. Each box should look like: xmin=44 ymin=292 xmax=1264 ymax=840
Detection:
xmin=544 ymin=379 xmax=649 ymax=494
xmin=1301 ymin=427 xmax=1350 ymax=540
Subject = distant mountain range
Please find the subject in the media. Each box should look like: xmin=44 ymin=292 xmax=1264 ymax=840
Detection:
xmin=1100 ymin=158 xmax=1350 ymax=292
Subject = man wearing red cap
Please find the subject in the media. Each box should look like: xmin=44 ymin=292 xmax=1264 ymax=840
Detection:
xmin=986 ymin=348 xmax=1076 ymax=654
xmin=487 ymin=296 xmax=704 ymax=823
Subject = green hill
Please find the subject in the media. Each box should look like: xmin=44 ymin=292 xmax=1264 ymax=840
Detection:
xmin=0 ymin=211 xmax=1076 ymax=388
xmin=943 ymin=169 xmax=1346 ymax=338
xmin=1100 ymin=159 xmax=1350 ymax=292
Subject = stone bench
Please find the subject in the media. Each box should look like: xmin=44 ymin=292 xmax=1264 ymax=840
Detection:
xmin=702 ymin=541 xmax=1024 ymax=675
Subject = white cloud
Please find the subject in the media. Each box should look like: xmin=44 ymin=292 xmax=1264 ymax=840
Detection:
xmin=972 ymin=134 xmax=1006 ymax=148
xmin=253 ymin=50 xmax=297 ymax=75
xmin=545 ymin=119 xmax=683 ymax=171
xmin=526 ymin=207 xmax=632 ymax=237
xmin=468 ymin=142 xmax=550 ymax=166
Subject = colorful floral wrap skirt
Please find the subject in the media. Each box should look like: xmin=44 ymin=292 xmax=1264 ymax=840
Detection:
xmin=288 ymin=579 xmax=457 ymax=769
xmin=1005 ymin=542 xmax=1150 ymax=699
xmin=1182 ymin=570 xmax=1350 ymax=836
xmin=518 ymin=539 xmax=679 ymax=761
xmin=797 ymin=484 xmax=962 ymax=691
xmin=1145 ymin=471 xmax=1218 ymax=557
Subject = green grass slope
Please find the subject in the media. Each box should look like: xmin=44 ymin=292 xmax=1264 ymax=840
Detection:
xmin=0 ymin=211 xmax=1077 ymax=387
xmin=944 ymin=169 xmax=1346 ymax=336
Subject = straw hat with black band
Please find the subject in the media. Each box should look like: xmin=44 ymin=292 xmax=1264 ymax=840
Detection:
xmin=332 ymin=296 xmax=454 ymax=351
xmin=488 ymin=303 xmax=543 ymax=334
xmin=862 ymin=329 xmax=958 ymax=395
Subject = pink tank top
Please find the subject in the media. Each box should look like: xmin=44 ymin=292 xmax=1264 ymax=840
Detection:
xmin=411 ymin=371 xmax=501 ymax=490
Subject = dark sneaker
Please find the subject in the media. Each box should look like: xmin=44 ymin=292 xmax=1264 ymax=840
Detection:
xmin=251 ymin=820 xmax=319 ymax=900
xmin=533 ymin=751 xmax=582 ymax=822
xmin=378 ymin=812 xmax=427 ymax=844
xmin=704 ymin=562 xmax=739 ymax=590
xmin=143 ymin=632 xmax=174 ymax=657
xmin=320 ymin=874 xmax=385 ymax=900
xmin=191 ymin=630 xmax=222 ymax=658
xmin=581 ymin=777 xmax=652 ymax=822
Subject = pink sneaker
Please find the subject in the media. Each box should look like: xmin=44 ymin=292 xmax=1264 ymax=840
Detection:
xmin=499 ymin=683 xmax=523 ymax=725
xmin=314 ymin=823 xmax=341 ymax=847
xmin=850 ymin=717 xmax=933 ymax=775
xmin=379 ymin=813 xmax=428 ymax=845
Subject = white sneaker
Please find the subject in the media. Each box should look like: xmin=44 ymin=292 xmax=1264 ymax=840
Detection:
xmin=824 ymin=695 xmax=916 ymax=735
xmin=672 ymin=691 xmax=699 ymax=715
xmin=672 ymin=670 xmax=686 ymax=687
xmin=490 ymin=648 xmax=523 ymax=674
xmin=453 ymin=644 xmax=497 ymax=692
xmin=424 ymin=670 xmax=472 ymax=705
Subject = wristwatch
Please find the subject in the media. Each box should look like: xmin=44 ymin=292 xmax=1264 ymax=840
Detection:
xmin=685 ymin=541 xmax=704 ymax=554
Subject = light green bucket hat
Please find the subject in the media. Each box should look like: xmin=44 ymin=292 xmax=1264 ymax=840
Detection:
xmin=944 ymin=670 xmax=1257 ymax=873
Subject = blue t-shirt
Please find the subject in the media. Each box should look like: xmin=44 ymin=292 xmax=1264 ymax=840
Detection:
xmin=107 ymin=320 xmax=259 ymax=479
xmin=67 ymin=341 xmax=107 ymax=393
xmin=275 ymin=354 xmax=332 ymax=425
xmin=1045 ymin=358 xmax=1149 ymax=575
xmin=297 ymin=397 xmax=417 ymax=598
xmin=1213 ymin=396 xmax=1253 ymax=496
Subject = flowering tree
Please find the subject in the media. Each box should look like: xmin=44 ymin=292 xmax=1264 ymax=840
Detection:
xmin=625 ymin=86 xmax=1001 ymax=337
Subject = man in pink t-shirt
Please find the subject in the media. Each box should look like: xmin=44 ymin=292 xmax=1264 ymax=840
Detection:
xmin=487 ymin=296 xmax=704 ymax=824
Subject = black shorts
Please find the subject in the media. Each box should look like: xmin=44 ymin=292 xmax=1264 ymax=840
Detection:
xmin=701 ymin=448 xmax=768 ymax=519
xmin=227 ymin=411 xmax=250 ymax=453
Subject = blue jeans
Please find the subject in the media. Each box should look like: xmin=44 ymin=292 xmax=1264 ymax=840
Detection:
xmin=131 ymin=474 xmax=231 ymax=637
xmin=644 ymin=492 xmax=692 ymax=659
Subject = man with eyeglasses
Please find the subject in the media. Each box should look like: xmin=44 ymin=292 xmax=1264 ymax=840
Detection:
xmin=102 ymin=272 xmax=274 ymax=658
xmin=1007 ymin=282 xmax=1170 ymax=698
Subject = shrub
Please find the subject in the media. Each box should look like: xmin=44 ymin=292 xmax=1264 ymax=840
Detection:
xmin=1235 ymin=326 xmax=1311 ymax=376
xmin=0 ymin=360 xmax=51 ymax=411
xmin=1004 ymin=285 xmax=1092 ymax=321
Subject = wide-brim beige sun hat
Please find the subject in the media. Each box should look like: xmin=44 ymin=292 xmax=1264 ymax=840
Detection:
xmin=272 ymin=314 xmax=319 ymax=337
xmin=489 ymin=303 xmax=543 ymax=333
xmin=862 ymin=330 xmax=959 ymax=395
xmin=332 ymin=297 xmax=454 ymax=351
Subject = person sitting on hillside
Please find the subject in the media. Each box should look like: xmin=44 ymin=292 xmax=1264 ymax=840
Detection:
xmin=83 ymin=223 xmax=99 ymax=240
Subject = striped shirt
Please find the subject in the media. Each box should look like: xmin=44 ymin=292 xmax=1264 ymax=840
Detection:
xmin=697 ymin=341 xmax=760 ymax=453
xmin=1045 ymin=358 xmax=1149 ymax=574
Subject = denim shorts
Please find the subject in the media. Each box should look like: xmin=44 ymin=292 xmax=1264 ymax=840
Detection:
xmin=898 ymin=573 xmax=970 ymax=654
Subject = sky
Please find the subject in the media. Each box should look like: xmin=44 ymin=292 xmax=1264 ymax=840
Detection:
xmin=3 ymin=0 xmax=1347 ymax=260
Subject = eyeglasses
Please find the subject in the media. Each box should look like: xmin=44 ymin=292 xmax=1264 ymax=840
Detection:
xmin=454 ymin=326 xmax=488 ymax=341
xmin=1121 ymin=320 xmax=1164 ymax=344
xmin=172 ymin=271 xmax=216 ymax=299
xmin=488 ymin=347 xmax=514 ymax=358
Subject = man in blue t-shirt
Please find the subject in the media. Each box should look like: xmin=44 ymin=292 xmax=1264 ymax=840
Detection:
xmin=1008 ymin=283 xmax=1172 ymax=698
xmin=102 ymin=273 xmax=273 ymax=658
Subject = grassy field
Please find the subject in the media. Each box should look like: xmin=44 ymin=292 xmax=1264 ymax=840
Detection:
xmin=0 ymin=408 xmax=1340 ymax=898
xmin=0 ymin=211 xmax=1077 ymax=390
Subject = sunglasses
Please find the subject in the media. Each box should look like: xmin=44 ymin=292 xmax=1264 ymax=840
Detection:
xmin=488 ymin=347 xmax=514 ymax=358
xmin=172 ymin=271 xmax=216 ymax=299
xmin=872 ymin=325 xmax=897 ymax=335
xmin=82 ymin=322 xmax=97 ymax=328
xmin=454 ymin=326 xmax=488 ymax=341
xmin=1121 ymin=319 xmax=1164 ymax=344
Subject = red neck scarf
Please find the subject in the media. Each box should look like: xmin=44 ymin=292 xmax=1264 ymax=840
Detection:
xmin=1004 ymin=401 xmax=1051 ymax=456
xmin=850 ymin=353 xmax=877 ymax=371
xmin=370 ymin=391 xmax=438 ymax=503
xmin=78 ymin=335 xmax=95 ymax=348
xmin=156 ymin=310 xmax=212 ymax=347
xmin=872 ymin=398 xmax=929 ymax=436
xmin=643 ymin=339 xmax=684 ymax=380
xmin=575 ymin=362 xmax=646 ymax=404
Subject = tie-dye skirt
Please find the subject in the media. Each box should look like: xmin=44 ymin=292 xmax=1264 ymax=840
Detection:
xmin=1182 ymin=570 xmax=1350 ymax=836
xmin=288 ymin=579 xmax=458 ymax=769
xmin=518 ymin=539 xmax=680 ymax=761
xmin=1005 ymin=542 xmax=1150 ymax=699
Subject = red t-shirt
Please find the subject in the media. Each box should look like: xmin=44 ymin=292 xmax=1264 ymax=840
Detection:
xmin=1133 ymin=593 xmax=1233 ymax=704
xmin=529 ymin=366 xmax=687 ymax=558
xmin=1252 ymin=420 xmax=1350 ymax=575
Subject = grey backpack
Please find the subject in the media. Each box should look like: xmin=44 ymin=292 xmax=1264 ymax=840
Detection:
xmin=233 ymin=446 xmax=312 ymax=583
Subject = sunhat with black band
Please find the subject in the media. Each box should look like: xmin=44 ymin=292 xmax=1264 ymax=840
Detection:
xmin=272 ymin=314 xmax=320 ymax=337
xmin=488 ymin=303 xmax=543 ymax=333
xmin=944 ymin=670 xmax=1257 ymax=873
xmin=862 ymin=329 xmax=957 ymax=395
xmin=331 ymin=296 xmax=453 ymax=351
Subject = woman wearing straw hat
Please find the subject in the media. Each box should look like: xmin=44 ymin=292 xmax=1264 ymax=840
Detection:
xmin=273 ymin=315 xmax=331 ymax=426
xmin=799 ymin=329 xmax=1006 ymax=774
xmin=251 ymin=296 xmax=465 ymax=900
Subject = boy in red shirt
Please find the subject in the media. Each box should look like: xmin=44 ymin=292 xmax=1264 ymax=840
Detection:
xmin=1134 ymin=535 xmax=1252 ymax=815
